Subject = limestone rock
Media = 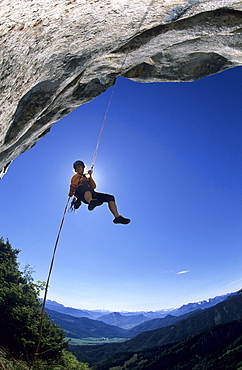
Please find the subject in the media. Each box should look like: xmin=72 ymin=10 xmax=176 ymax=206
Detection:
xmin=1 ymin=0 xmax=242 ymax=177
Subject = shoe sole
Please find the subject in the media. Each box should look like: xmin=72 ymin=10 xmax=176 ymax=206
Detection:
xmin=113 ymin=218 xmax=131 ymax=224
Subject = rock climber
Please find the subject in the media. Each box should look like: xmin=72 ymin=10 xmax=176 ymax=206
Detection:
xmin=69 ymin=160 xmax=130 ymax=225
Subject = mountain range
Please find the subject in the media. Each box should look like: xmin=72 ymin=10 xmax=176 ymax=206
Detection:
xmin=45 ymin=308 xmax=198 ymax=341
xmin=96 ymin=312 xmax=150 ymax=329
xmin=45 ymin=309 xmax=127 ymax=339
xmin=44 ymin=300 xmax=108 ymax=319
xmin=44 ymin=292 xmax=236 ymax=340
xmin=65 ymin=289 xmax=242 ymax=367
xmin=45 ymin=291 xmax=233 ymax=325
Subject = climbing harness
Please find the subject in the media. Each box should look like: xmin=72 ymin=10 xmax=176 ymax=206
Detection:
xmin=35 ymin=0 xmax=156 ymax=360
xmin=69 ymin=196 xmax=82 ymax=212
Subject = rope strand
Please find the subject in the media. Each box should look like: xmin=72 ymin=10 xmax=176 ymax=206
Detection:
xmin=34 ymin=1 xmax=156 ymax=364
xmin=90 ymin=1 xmax=156 ymax=170
xmin=35 ymin=196 xmax=70 ymax=360
xmin=91 ymin=83 xmax=117 ymax=170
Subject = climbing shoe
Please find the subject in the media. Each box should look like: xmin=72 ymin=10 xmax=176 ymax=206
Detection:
xmin=88 ymin=199 xmax=103 ymax=211
xmin=113 ymin=216 xmax=131 ymax=224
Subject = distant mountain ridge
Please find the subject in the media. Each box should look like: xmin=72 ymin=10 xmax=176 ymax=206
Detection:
xmin=127 ymin=311 xmax=200 ymax=337
xmin=119 ymin=290 xmax=242 ymax=353
xmin=69 ymin=289 xmax=242 ymax=365
xmin=44 ymin=300 xmax=109 ymax=319
xmin=45 ymin=309 xmax=127 ymax=339
xmin=45 ymin=291 xmax=234 ymax=325
xmin=44 ymin=291 xmax=238 ymax=343
xmin=173 ymin=291 xmax=238 ymax=315
xmin=46 ymin=309 xmax=198 ymax=341
xmin=96 ymin=312 xmax=150 ymax=329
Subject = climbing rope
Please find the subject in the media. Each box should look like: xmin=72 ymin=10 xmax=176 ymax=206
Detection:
xmin=90 ymin=0 xmax=157 ymax=170
xmin=90 ymin=83 xmax=117 ymax=170
xmin=35 ymin=0 xmax=156 ymax=361
xmin=35 ymin=196 xmax=70 ymax=362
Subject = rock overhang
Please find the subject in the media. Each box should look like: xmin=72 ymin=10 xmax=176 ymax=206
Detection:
xmin=0 ymin=0 xmax=242 ymax=177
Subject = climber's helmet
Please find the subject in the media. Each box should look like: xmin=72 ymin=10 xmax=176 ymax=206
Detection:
xmin=73 ymin=160 xmax=85 ymax=170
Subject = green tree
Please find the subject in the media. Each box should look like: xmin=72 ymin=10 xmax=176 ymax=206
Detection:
xmin=60 ymin=351 xmax=90 ymax=369
xmin=0 ymin=238 xmax=67 ymax=361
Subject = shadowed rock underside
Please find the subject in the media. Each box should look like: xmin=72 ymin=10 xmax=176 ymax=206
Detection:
xmin=0 ymin=0 xmax=242 ymax=176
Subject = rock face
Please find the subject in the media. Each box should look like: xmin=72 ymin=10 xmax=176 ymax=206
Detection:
xmin=1 ymin=0 xmax=242 ymax=177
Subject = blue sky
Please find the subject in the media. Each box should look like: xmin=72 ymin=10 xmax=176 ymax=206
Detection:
xmin=0 ymin=67 xmax=241 ymax=311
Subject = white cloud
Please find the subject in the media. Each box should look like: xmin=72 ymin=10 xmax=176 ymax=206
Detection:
xmin=177 ymin=270 xmax=190 ymax=275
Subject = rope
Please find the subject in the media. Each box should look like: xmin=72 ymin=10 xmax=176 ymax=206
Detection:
xmin=34 ymin=1 xmax=156 ymax=364
xmin=35 ymin=196 xmax=70 ymax=361
xmin=91 ymin=0 xmax=157 ymax=170
xmin=90 ymin=83 xmax=117 ymax=170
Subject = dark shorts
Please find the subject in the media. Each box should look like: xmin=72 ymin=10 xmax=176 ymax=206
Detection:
xmin=75 ymin=185 xmax=115 ymax=204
